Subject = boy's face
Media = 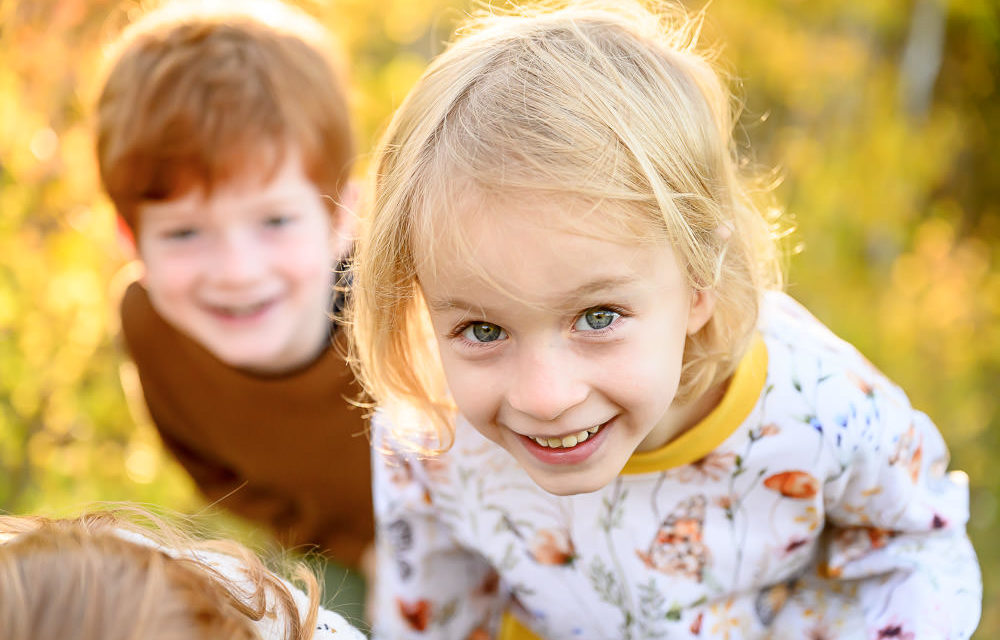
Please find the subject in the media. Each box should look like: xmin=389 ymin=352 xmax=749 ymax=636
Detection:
xmin=136 ymin=150 xmax=347 ymax=374
xmin=418 ymin=196 xmax=715 ymax=496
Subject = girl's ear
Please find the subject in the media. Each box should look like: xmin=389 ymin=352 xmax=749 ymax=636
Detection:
xmin=686 ymin=288 xmax=716 ymax=335
xmin=329 ymin=181 xmax=359 ymax=261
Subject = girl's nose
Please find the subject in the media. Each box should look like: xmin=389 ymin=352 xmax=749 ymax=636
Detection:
xmin=505 ymin=344 xmax=589 ymax=422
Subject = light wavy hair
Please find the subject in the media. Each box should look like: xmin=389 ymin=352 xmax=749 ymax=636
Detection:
xmin=0 ymin=506 xmax=321 ymax=640
xmin=350 ymin=0 xmax=783 ymax=451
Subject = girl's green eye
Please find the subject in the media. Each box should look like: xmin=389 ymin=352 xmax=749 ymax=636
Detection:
xmin=462 ymin=322 xmax=507 ymax=343
xmin=575 ymin=308 xmax=619 ymax=331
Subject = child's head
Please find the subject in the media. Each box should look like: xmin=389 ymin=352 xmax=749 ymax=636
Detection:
xmin=97 ymin=0 xmax=354 ymax=373
xmin=0 ymin=508 xmax=319 ymax=640
xmin=351 ymin=2 xmax=781 ymax=493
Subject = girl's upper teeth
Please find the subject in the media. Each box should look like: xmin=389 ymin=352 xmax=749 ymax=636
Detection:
xmin=533 ymin=424 xmax=602 ymax=448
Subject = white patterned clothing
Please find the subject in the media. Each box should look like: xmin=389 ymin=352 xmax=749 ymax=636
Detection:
xmin=370 ymin=291 xmax=981 ymax=640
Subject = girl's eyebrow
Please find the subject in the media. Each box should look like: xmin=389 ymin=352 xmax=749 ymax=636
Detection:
xmin=561 ymin=276 xmax=637 ymax=301
xmin=425 ymin=297 xmax=478 ymax=313
xmin=426 ymin=276 xmax=638 ymax=313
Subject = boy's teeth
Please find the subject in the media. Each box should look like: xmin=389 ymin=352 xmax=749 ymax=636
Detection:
xmin=533 ymin=424 xmax=603 ymax=449
xmin=220 ymin=301 xmax=267 ymax=317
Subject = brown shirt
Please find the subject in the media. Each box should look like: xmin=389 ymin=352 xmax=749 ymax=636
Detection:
xmin=120 ymin=282 xmax=373 ymax=567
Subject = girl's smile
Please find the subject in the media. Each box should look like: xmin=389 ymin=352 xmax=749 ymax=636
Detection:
xmin=519 ymin=417 xmax=614 ymax=466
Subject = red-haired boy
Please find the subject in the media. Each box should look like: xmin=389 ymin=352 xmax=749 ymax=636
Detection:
xmin=96 ymin=0 xmax=371 ymax=620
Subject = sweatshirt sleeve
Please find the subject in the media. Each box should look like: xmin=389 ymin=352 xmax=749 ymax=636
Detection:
xmin=774 ymin=371 xmax=981 ymax=639
xmin=156 ymin=425 xmax=301 ymax=528
xmin=370 ymin=414 xmax=506 ymax=640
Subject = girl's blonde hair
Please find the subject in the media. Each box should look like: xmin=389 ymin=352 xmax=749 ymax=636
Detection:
xmin=0 ymin=506 xmax=320 ymax=640
xmin=351 ymin=1 xmax=783 ymax=450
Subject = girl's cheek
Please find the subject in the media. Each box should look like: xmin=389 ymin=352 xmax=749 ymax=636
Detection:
xmin=443 ymin=365 xmax=492 ymax=411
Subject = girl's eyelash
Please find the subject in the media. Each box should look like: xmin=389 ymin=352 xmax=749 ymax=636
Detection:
xmin=447 ymin=323 xmax=470 ymax=340
xmin=585 ymin=304 xmax=628 ymax=316
xmin=571 ymin=304 xmax=630 ymax=335
xmin=447 ymin=321 xmax=491 ymax=340
xmin=446 ymin=322 xmax=509 ymax=351
xmin=577 ymin=304 xmax=629 ymax=320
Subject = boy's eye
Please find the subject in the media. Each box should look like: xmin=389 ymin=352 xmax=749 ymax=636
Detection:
xmin=574 ymin=307 xmax=620 ymax=331
xmin=461 ymin=322 xmax=508 ymax=343
xmin=163 ymin=227 xmax=198 ymax=241
xmin=263 ymin=214 xmax=294 ymax=227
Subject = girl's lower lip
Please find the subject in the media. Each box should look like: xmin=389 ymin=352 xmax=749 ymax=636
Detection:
xmin=521 ymin=419 xmax=613 ymax=465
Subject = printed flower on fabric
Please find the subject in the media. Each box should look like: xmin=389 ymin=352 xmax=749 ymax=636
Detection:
xmin=847 ymin=370 xmax=876 ymax=396
xmin=396 ymin=598 xmax=431 ymax=631
xmin=531 ymin=529 xmax=576 ymax=566
xmin=477 ymin=568 xmax=500 ymax=594
xmin=709 ymin=599 xmax=748 ymax=640
xmin=889 ymin=424 xmax=923 ymax=483
xmin=385 ymin=452 xmax=415 ymax=487
xmin=826 ymin=526 xmax=898 ymax=577
xmin=763 ymin=471 xmax=819 ymax=499
xmin=636 ymin=494 xmax=709 ymax=581
xmin=877 ymin=622 xmax=915 ymax=639
xmin=754 ymin=579 xmax=797 ymax=626
xmin=420 ymin=454 xmax=452 ymax=484
xmin=530 ymin=528 xmax=576 ymax=566
xmin=666 ymin=451 xmax=738 ymax=483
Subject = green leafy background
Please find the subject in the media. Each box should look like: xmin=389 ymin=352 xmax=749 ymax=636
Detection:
xmin=1 ymin=0 xmax=997 ymax=634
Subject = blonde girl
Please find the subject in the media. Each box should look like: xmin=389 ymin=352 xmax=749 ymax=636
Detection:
xmin=350 ymin=2 xmax=980 ymax=638
xmin=0 ymin=507 xmax=365 ymax=640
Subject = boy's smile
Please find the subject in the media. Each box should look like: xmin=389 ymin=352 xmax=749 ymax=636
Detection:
xmin=136 ymin=150 xmax=344 ymax=374
xmin=418 ymin=195 xmax=716 ymax=495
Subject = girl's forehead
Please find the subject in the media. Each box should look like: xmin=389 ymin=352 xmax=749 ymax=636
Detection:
xmin=413 ymin=190 xmax=685 ymax=308
xmin=415 ymin=186 xmax=660 ymax=255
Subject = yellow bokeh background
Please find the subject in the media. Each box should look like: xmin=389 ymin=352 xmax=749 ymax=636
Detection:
xmin=1 ymin=0 xmax=997 ymax=635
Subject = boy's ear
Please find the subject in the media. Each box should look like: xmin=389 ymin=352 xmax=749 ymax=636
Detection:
xmin=116 ymin=214 xmax=138 ymax=259
xmin=115 ymin=215 xmax=148 ymax=286
xmin=686 ymin=288 xmax=716 ymax=335
xmin=329 ymin=181 xmax=359 ymax=261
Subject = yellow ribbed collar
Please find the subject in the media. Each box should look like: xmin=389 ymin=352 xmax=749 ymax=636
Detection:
xmin=621 ymin=333 xmax=768 ymax=475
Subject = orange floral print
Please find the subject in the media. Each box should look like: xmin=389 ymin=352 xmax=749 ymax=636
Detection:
xmin=530 ymin=529 xmax=576 ymax=566
xmin=397 ymin=598 xmax=431 ymax=631
xmin=764 ymin=470 xmax=819 ymax=499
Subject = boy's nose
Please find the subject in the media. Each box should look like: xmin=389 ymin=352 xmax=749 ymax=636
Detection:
xmin=505 ymin=345 xmax=589 ymax=423
xmin=211 ymin=232 xmax=266 ymax=285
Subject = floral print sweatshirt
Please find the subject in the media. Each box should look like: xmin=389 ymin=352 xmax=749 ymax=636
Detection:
xmin=370 ymin=292 xmax=981 ymax=640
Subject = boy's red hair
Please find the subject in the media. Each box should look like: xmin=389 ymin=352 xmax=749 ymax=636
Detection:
xmin=96 ymin=1 xmax=353 ymax=232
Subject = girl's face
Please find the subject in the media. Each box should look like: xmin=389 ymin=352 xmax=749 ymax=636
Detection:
xmin=418 ymin=196 xmax=715 ymax=495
